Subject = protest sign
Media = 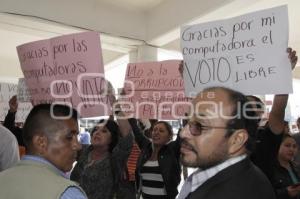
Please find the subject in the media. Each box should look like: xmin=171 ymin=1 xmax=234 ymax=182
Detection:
xmin=0 ymin=82 xmax=32 ymax=122
xmin=181 ymin=5 xmax=291 ymax=96
xmin=17 ymin=78 xmax=32 ymax=102
xmin=0 ymin=82 xmax=17 ymax=102
xmin=17 ymin=31 xmax=111 ymax=118
xmin=122 ymin=60 xmax=192 ymax=119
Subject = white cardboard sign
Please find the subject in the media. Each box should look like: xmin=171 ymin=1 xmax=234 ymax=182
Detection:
xmin=0 ymin=82 xmax=32 ymax=122
xmin=181 ymin=5 xmax=291 ymax=97
xmin=17 ymin=78 xmax=32 ymax=102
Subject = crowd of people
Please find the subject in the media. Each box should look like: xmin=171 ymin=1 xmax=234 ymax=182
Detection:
xmin=0 ymin=47 xmax=299 ymax=199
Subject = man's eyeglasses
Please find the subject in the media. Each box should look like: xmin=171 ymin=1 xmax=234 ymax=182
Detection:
xmin=185 ymin=121 xmax=235 ymax=136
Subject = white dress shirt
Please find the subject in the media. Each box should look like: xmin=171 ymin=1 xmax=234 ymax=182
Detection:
xmin=177 ymin=155 xmax=247 ymax=199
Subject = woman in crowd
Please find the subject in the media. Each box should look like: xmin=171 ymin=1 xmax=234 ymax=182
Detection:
xmin=128 ymin=119 xmax=181 ymax=199
xmin=71 ymin=116 xmax=133 ymax=199
xmin=273 ymin=134 xmax=300 ymax=199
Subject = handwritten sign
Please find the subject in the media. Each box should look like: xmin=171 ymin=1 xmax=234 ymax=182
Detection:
xmin=0 ymin=82 xmax=32 ymax=122
xmin=17 ymin=78 xmax=32 ymax=102
xmin=0 ymin=82 xmax=17 ymax=102
xmin=122 ymin=60 xmax=192 ymax=119
xmin=181 ymin=5 xmax=291 ymax=96
xmin=17 ymin=31 xmax=112 ymax=117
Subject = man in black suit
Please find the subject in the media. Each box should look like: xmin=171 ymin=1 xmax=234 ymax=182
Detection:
xmin=178 ymin=87 xmax=276 ymax=199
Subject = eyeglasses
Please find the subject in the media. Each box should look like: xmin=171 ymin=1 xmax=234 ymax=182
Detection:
xmin=185 ymin=121 xmax=235 ymax=136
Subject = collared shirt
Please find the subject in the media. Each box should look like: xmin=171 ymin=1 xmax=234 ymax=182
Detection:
xmin=22 ymin=155 xmax=87 ymax=199
xmin=178 ymin=155 xmax=247 ymax=199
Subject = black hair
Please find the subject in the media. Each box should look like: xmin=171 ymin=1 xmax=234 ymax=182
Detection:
xmin=246 ymin=95 xmax=265 ymax=124
xmin=246 ymin=95 xmax=264 ymax=110
xmin=292 ymin=133 xmax=300 ymax=146
xmin=203 ymin=87 xmax=259 ymax=152
xmin=22 ymin=103 xmax=78 ymax=150
xmin=284 ymin=120 xmax=289 ymax=124
xmin=153 ymin=121 xmax=173 ymax=136
xmin=91 ymin=119 xmax=120 ymax=153
xmin=282 ymin=133 xmax=294 ymax=142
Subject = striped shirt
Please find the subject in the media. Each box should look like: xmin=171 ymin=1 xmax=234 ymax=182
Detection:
xmin=140 ymin=160 xmax=167 ymax=199
xmin=127 ymin=142 xmax=140 ymax=181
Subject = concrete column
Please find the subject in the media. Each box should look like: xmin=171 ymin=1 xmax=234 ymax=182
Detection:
xmin=129 ymin=45 xmax=158 ymax=63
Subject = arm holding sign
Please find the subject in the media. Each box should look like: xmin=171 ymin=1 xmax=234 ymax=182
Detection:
xmin=128 ymin=118 xmax=151 ymax=151
xmin=116 ymin=87 xmax=152 ymax=148
xmin=108 ymin=83 xmax=132 ymax=138
xmin=258 ymin=48 xmax=300 ymax=199
xmin=269 ymin=48 xmax=297 ymax=134
xmin=273 ymin=49 xmax=300 ymax=199
xmin=102 ymin=84 xmax=134 ymax=175
xmin=8 ymin=95 xmax=18 ymax=113
xmin=3 ymin=95 xmax=18 ymax=128
xmin=3 ymin=95 xmax=25 ymax=146
xmin=250 ymin=48 xmax=297 ymax=168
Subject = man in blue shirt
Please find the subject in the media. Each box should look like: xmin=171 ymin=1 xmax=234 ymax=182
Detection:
xmin=79 ymin=128 xmax=91 ymax=145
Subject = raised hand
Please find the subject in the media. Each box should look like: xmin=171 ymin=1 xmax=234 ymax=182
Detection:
xmin=287 ymin=47 xmax=298 ymax=70
xmin=9 ymin=95 xmax=18 ymax=113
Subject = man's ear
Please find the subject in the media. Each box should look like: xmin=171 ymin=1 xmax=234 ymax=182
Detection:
xmin=228 ymin=130 xmax=248 ymax=155
xmin=32 ymin=134 xmax=48 ymax=155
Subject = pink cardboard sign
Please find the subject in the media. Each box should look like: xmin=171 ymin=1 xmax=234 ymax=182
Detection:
xmin=17 ymin=31 xmax=111 ymax=117
xmin=122 ymin=60 xmax=192 ymax=119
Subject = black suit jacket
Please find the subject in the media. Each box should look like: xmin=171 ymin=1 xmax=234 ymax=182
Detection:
xmin=186 ymin=158 xmax=276 ymax=199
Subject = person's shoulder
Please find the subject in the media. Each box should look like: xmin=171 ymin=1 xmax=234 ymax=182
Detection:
xmin=245 ymin=161 xmax=274 ymax=185
xmin=227 ymin=160 xmax=275 ymax=195
xmin=60 ymin=186 xmax=87 ymax=199
xmin=0 ymin=125 xmax=11 ymax=134
xmin=0 ymin=125 xmax=16 ymax=141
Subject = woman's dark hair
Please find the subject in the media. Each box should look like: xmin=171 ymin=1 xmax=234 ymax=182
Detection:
xmin=91 ymin=119 xmax=120 ymax=153
xmin=281 ymin=133 xmax=295 ymax=144
xmin=153 ymin=121 xmax=173 ymax=136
